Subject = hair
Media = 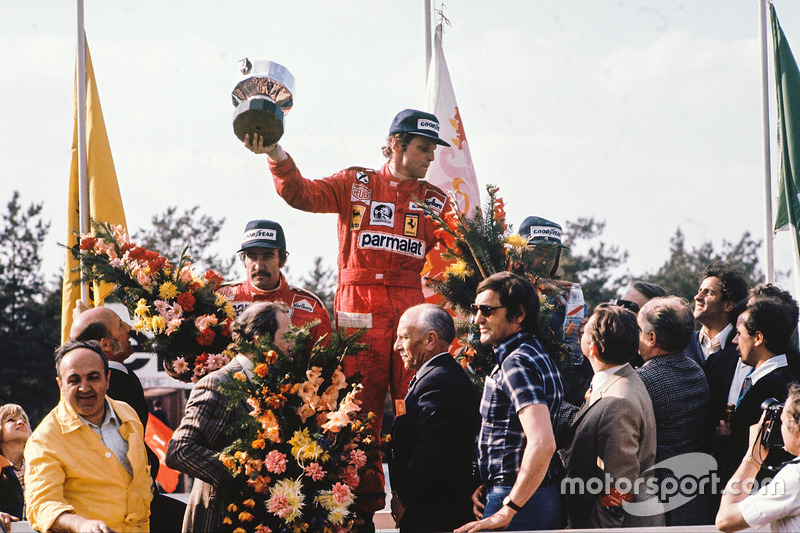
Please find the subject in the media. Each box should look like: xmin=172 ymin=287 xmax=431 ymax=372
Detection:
xmin=73 ymin=319 xmax=111 ymax=343
xmin=54 ymin=339 xmax=109 ymax=377
xmin=701 ymin=261 xmax=748 ymax=304
xmin=743 ymin=296 xmax=795 ymax=355
xmin=238 ymin=248 xmax=289 ymax=268
xmin=750 ymin=284 xmax=800 ymax=327
xmin=639 ymin=296 xmax=695 ymax=353
xmin=0 ymin=404 xmax=30 ymax=446
xmin=412 ymin=303 xmax=456 ymax=345
xmin=231 ymin=301 xmax=290 ymax=344
xmin=476 ymin=272 xmax=541 ymax=335
xmin=631 ymin=281 xmax=668 ymax=300
xmin=586 ymin=303 xmax=640 ymax=365
xmin=784 ymin=383 xmax=800 ymax=432
xmin=381 ymin=132 xmax=413 ymax=158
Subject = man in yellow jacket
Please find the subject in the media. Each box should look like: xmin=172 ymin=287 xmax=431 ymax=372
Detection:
xmin=25 ymin=339 xmax=152 ymax=533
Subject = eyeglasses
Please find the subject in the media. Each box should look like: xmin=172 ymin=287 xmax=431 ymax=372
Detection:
xmin=470 ymin=304 xmax=504 ymax=317
xmin=610 ymin=298 xmax=640 ymax=314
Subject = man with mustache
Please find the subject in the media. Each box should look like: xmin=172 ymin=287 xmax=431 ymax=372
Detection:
xmin=217 ymin=219 xmax=332 ymax=344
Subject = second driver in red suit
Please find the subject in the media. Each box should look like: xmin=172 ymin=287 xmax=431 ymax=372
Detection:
xmin=244 ymin=109 xmax=452 ymax=527
xmin=217 ymin=219 xmax=333 ymax=345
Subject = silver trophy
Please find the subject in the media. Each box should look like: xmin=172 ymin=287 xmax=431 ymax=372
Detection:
xmin=232 ymin=58 xmax=295 ymax=145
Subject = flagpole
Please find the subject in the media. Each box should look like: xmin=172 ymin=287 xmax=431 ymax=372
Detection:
xmin=760 ymin=0 xmax=775 ymax=284
xmin=424 ymin=0 xmax=432 ymax=84
xmin=77 ymin=0 xmax=90 ymax=304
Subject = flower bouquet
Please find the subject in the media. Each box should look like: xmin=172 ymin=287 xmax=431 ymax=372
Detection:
xmin=217 ymin=325 xmax=379 ymax=533
xmin=71 ymin=221 xmax=236 ymax=382
xmin=418 ymin=184 xmax=574 ymax=385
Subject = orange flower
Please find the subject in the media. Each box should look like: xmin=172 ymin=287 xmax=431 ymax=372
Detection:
xmin=238 ymin=511 xmax=254 ymax=522
xmin=264 ymin=350 xmax=279 ymax=364
xmin=227 ymin=503 xmax=238 ymax=512
xmin=243 ymin=499 xmax=256 ymax=509
xmin=254 ymin=363 xmax=269 ymax=378
xmin=233 ymin=372 xmax=247 ymax=382
xmin=252 ymin=438 xmax=266 ymax=449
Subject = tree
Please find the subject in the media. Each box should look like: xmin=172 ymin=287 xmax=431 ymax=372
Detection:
xmin=558 ymin=217 xmax=630 ymax=310
xmin=0 ymin=192 xmax=60 ymax=425
xmin=297 ymin=257 xmax=336 ymax=327
xmin=134 ymin=206 xmax=236 ymax=279
xmin=646 ymin=229 xmax=762 ymax=302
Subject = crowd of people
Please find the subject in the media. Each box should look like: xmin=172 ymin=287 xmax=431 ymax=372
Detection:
xmin=3 ymin=108 xmax=800 ymax=532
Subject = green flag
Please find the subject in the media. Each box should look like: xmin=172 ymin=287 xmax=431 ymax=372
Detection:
xmin=772 ymin=4 xmax=800 ymax=251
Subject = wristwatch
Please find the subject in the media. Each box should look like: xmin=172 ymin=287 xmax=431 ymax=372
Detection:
xmin=502 ymin=495 xmax=522 ymax=512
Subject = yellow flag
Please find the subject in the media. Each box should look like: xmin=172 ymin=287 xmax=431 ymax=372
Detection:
xmin=61 ymin=42 xmax=127 ymax=343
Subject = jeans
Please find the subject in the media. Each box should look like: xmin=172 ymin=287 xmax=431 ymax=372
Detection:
xmin=483 ymin=483 xmax=563 ymax=531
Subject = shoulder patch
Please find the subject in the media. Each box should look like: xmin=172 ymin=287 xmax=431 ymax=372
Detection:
xmin=291 ymin=294 xmax=316 ymax=313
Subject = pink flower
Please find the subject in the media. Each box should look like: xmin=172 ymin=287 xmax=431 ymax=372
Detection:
xmin=349 ymin=449 xmax=367 ymax=470
xmin=264 ymin=450 xmax=287 ymax=474
xmin=304 ymin=462 xmax=326 ymax=482
xmin=340 ymin=465 xmax=360 ymax=489
xmin=267 ymin=494 xmax=291 ymax=518
xmin=172 ymin=357 xmax=189 ymax=374
xmin=332 ymin=482 xmax=352 ymax=505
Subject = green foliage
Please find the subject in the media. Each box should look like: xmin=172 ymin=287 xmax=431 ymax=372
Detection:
xmin=134 ymin=205 xmax=236 ymax=279
xmin=0 ymin=192 xmax=60 ymax=425
xmin=559 ymin=217 xmax=630 ymax=310
xmin=646 ymin=229 xmax=762 ymax=302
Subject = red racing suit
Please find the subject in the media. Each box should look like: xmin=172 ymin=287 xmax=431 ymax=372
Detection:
xmin=270 ymin=155 xmax=450 ymax=428
xmin=217 ymin=273 xmax=333 ymax=344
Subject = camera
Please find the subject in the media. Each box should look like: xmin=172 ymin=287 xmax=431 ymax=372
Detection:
xmin=761 ymin=397 xmax=784 ymax=448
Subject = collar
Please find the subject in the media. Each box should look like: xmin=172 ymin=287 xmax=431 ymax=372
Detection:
xmin=108 ymin=361 xmax=128 ymax=374
xmin=750 ymin=354 xmax=788 ymax=385
xmin=591 ymin=364 xmax=627 ymax=391
xmin=414 ymin=352 xmax=449 ymax=378
xmin=78 ymin=397 xmax=117 ymax=429
xmin=246 ymin=273 xmax=285 ymax=296
xmin=493 ymin=331 xmax=531 ymax=365
xmin=699 ymin=323 xmax=733 ymax=352
xmin=235 ymin=353 xmax=255 ymax=380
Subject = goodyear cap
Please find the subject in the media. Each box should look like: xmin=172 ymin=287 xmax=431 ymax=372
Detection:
xmin=518 ymin=216 xmax=569 ymax=248
xmin=239 ymin=220 xmax=286 ymax=252
xmin=389 ymin=109 xmax=451 ymax=147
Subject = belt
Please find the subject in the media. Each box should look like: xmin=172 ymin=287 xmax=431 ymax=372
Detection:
xmin=338 ymin=268 xmax=422 ymax=289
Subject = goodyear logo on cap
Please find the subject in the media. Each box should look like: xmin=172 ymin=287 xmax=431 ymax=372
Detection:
xmin=244 ymin=229 xmax=277 ymax=242
xmin=528 ymin=225 xmax=562 ymax=240
xmin=417 ymin=119 xmax=440 ymax=133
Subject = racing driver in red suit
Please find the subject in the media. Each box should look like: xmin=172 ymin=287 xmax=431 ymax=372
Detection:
xmin=217 ymin=219 xmax=333 ymax=345
xmin=244 ymin=109 xmax=452 ymax=527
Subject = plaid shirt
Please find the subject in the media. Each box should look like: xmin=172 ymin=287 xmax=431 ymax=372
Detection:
xmin=477 ymin=331 xmax=563 ymax=485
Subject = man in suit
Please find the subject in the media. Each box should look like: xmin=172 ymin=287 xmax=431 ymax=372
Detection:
xmin=636 ymin=296 xmax=711 ymax=525
xmin=166 ymin=301 xmax=293 ymax=533
xmin=71 ymin=304 xmax=186 ymax=531
xmin=388 ymin=303 xmax=480 ymax=533
xmin=686 ymin=261 xmax=748 ymax=370
xmin=715 ymin=294 xmax=798 ymax=489
xmin=562 ymin=304 xmax=664 ymax=529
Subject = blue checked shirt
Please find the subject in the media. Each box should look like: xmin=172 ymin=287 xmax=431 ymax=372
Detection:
xmin=477 ymin=331 xmax=563 ymax=485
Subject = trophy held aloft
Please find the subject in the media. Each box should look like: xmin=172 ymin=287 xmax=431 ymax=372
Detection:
xmin=232 ymin=58 xmax=295 ymax=145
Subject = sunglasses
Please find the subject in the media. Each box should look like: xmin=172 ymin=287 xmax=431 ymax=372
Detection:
xmin=470 ymin=304 xmax=504 ymax=317
xmin=610 ymin=298 xmax=640 ymax=314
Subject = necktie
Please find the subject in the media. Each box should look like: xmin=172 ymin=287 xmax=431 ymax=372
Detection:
xmin=736 ymin=368 xmax=754 ymax=408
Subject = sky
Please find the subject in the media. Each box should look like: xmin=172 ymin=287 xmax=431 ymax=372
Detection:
xmin=4 ymin=0 xmax=800 ymax=293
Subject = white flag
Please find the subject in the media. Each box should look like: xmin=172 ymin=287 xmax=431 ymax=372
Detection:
xmin=425 ymin=24 xmax=481 ymax=216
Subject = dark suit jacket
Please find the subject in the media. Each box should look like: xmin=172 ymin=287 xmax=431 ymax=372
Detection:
xmin=389 ymin=354 xmax=480 ymax=533
xmin=637 ymin=353 xmax=711 ymax=525
xmin=108 ymin=365 xmax=159 ymax=480
xmin=685 ymin=328 xmax=737 ymax=369
xmin=720 ymin=364 xmax=797 ymax=485
xmin=166 ymin=358 xmax=250 ymax=533
xmin=562 ymin=364 xmax=664 ymax=529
